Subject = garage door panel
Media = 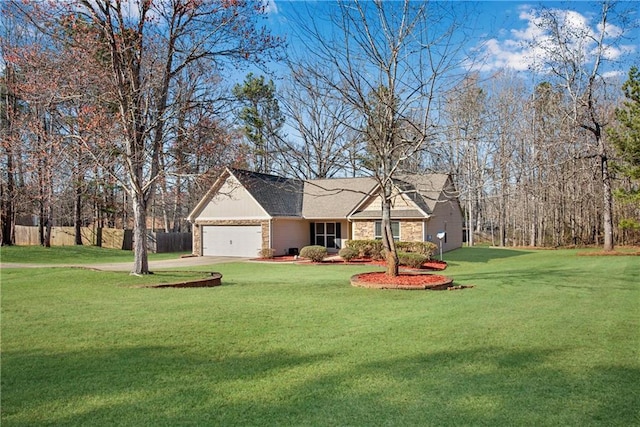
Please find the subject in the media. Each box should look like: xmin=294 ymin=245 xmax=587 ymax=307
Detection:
xmin=202 ymin=225 xmax=262 ymax=257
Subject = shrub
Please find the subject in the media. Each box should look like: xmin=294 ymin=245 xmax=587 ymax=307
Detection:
xmin=260 ymin=248 xmax=275 ymax=259
xmin=345 ymin=240 xmax=367 ymax=256
xmin=347 ymin=239 xmax=437 ymax=260
xmin=346 ymin=240 xmax=384 ymax=259
xmin=397 ymin=251 xmax=428 ymax=269
xmin=299 ymin=245 xmax=327 ymax=262
xmin=395 ymin=241 xmax=437 ymax=259
xmin=338 ymin=247 xmax=359 ymax=262
xmin=370 ymin=245 xmax=385 ymax=260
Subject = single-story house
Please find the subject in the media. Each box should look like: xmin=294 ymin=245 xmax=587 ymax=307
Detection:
xmin=187 ymin=168 xmax=463 ymax=257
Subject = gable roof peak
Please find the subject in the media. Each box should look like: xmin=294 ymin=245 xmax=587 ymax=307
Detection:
xmin=228 ymin=168 xmax=304 ymax=217
xmin=228 ymin=167 xmax=301 ymax=184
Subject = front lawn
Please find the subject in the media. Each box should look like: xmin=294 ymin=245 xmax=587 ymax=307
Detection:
xmin=1 ymin=247 xmax=638 ymax=426
xmin=0 ymin=244 xmax=188 ymax=264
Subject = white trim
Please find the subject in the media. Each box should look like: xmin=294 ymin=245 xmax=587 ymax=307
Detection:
xmin=187 ymin=168 xmax=231 ymax=222
xmin=422 ymin=220 xmax=426 ymax=241
xmin=346 ymin=184 xmax=381 ymax=218
xmin=346 ymin=185 xmax=431 ymax=220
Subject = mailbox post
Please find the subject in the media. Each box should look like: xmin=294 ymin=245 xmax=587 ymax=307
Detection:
xmin=436 ymin=232 xmax=446 ymax=261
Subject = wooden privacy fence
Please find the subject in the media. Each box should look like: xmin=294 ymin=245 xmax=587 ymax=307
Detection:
xmin=147 ymin=231 xmax=192 ymax=253
xmin=13 ymin=226 xmax=191 ymax=253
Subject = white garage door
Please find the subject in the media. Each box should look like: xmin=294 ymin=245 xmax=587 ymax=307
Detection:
xmin=202 ymin=225 xmax=262 ymax=257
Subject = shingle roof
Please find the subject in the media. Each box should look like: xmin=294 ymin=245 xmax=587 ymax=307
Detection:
xmin=207 ymin=169 xmax=454 ymax=220
xmin=230 ymin=169 xmax=304 ymax=217
xmin=349 ymin=209 xmax=426 ymax=219
xmin=302 ymin=177 xmax=378 ymax=218
xmin=395 ymin=174 xmax=451 ymax=212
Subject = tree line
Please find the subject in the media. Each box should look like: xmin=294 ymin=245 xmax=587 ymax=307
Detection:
xmin=1 ymin=0 xmax=638 ymax=275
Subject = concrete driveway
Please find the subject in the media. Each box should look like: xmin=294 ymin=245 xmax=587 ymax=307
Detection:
xmin=0 ymin=256 xmax=248 ymax=272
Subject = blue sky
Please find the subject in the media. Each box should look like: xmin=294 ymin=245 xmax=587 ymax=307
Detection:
xmin=262 ymin=1 xmax=639 ymax=79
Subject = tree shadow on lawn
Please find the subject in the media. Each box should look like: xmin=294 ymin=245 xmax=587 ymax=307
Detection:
xmin=2 ymin=345 xmax=637 ymax=425
xmin=444 ymin=247 xmax=533 ymax=267
xmin=451 ymin=268 xmax=638 ymax=292
xmin=1 ymin=346 xmax=331 ymax=425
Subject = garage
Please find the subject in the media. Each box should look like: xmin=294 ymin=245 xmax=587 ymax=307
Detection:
xmin=202 ymin=225 xmax=262 ymax=257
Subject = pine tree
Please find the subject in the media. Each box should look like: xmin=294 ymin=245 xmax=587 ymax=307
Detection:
xmin=608 ymin=66 xmax=640 ymax=232
xmin=233 ymin=74 xmax=284 ymax=174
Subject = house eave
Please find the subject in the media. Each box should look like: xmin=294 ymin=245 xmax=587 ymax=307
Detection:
xmin=194 ymin=215 xmax=272 ymax=222
xmin=348 ymin=210 xmax=430 ymax=220
xmin=187 ymin=168 xmax=232 ymax=223
xmin=345 ymin=183 xmax=381 ymax=218
xmin=303 ymin=216 xmax=347 ymax=220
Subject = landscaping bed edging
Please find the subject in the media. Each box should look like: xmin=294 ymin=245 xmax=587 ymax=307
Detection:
xmin=147 ymin=272 xmax=223 ymax=288
xmin=350 ymin=272 xmax=455 ymax=290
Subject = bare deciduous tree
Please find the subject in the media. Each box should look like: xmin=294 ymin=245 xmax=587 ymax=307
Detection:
xmin=279 ymin=67 xmax=360 ymax=179
xmin=532 ymin=1 xmax=625 ymax=251
xmin=11 ymin=0 xmax=280 ymax=273
xmin=290 ymin=0 xmax=466 ymax=275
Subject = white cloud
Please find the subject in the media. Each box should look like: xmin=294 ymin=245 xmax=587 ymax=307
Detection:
xmin=597 ymin=43 xmax=636 ymax=61
xmin=598 ymin=22 xmax=623 ymax=39
xmin=602 ymin=70 xmax=624 ymax=79
xmin=470 ymin=5 xmax=634 ymax=74
xmin=509 ymin=9 xmax=544 ymax=41
xmin=262 ymin=0 xmax=279 ymax=14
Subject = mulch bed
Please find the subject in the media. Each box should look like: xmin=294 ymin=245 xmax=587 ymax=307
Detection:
xmin=252 ymin=256 xmax=449 ymax=270
xmin=351 ymin=272 xmax=458 ymax=290
xmin=252 ymin=256 xmax=463 ymax=290
xmin=253 ymin=255 xmax=299 ymax=262
xmin=577 ymin=250 xmax=640 ymax=256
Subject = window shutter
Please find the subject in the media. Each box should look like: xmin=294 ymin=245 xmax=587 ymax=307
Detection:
xmin=310 ymin=222 xmax=315 ymax=245
xmin=335 ymin=222 xmax=341 ymax=238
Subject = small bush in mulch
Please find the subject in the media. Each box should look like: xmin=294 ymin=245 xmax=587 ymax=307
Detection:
xmin=397 ymin=251 xmax=428 ymax=269
xmin=346 ymin=240 xmax=384 ymax=259
xmin=395 ymin=241 xmax=438 ymax=258
xmin=346 ymin=240 xmax=439 ymax=259
xmin=300 ymin=245 xmax=328 ymax=262
xmin=338 ymin=247 xmax=359 ymax=262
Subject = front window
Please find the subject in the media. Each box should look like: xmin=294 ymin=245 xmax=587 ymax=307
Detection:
xmin=315 ymin=222 xmax=339 ymax=248
xmin=375 ymin=221 xmax=400 ymax=241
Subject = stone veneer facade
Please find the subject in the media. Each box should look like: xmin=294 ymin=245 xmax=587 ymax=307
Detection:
xmin=352 ymin=220 xmax=375 ymax=241
xmin=400 ymin=220 xmax=424 ymax=242
xmin=192 ymin=219 xmax=270 ymax=256
xmin=351 ymin=219 xmax=424 ymax=242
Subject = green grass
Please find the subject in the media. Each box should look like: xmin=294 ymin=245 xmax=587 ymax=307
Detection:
xmin=2 ymin=247 xmax=639 ymax=426
xmin=0 ymin=245 xmax=187 ymax=264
